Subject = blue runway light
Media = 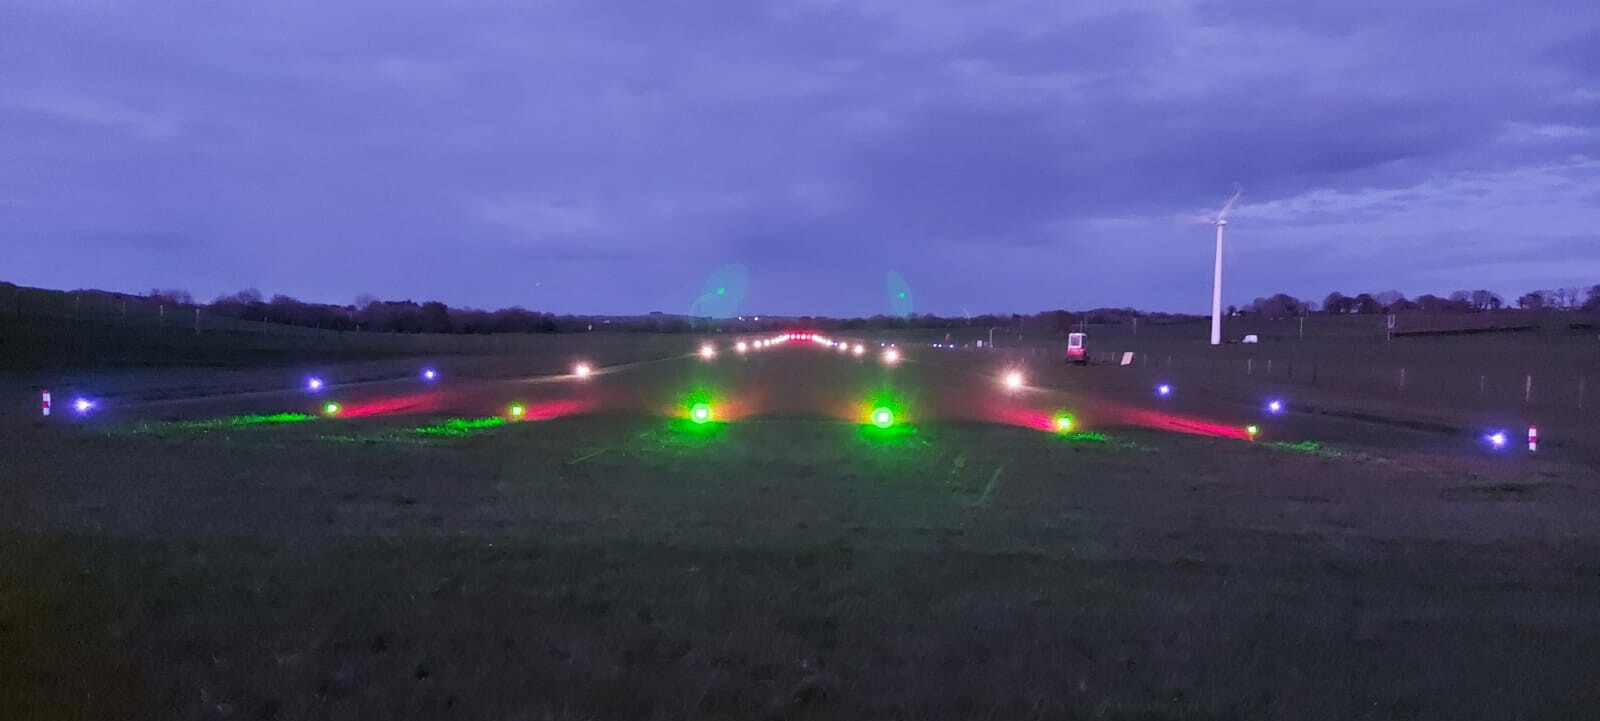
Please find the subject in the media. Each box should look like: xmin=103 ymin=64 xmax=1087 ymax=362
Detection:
xmin=1156 ymin=384 xmax=1172 ymax=397
xmin=1266 ymin=399 xmax=1284 ymax=414
xmin=422 ymin=368 xmax=438 ymax=381
xmin=307 ymin=377 xmax=325 ymax=392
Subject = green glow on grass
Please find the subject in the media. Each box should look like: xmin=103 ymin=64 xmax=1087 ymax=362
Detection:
xmin=411 ymin=417 xmax=507 ymax=437
xmin=124 ymin=413 xmax=315 ymax=434
xmin=1270 ymin=440 xmax=1344 ymax=457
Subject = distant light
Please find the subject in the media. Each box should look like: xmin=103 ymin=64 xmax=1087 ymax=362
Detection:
xmin=883 ymin=348 xmax=900 ymax=364
xmin=73 ymin=397 xmax=95 ymax=414
xmin=838 ymin=342 xmax=848 ymax=353
xmin=690 ymin=402 xmax=713 ymax=424
xmin=700 ymin=344 xmax=716 ymax=359
xmin=1004 ymin=371 xmax=1024 ymax=390
xmin=509 ymin=403 xmax=526 ymax=419
xmin=573 ymin=363 xmax=592 ymax=378
xmin=1246 ymin=424 xmax=1259 ymax=438
xmin=307 ymin=377 xmax=324 ymax=392
xmin=324 ymin=402 xmax=341 ymax=416
xmin=871 ymin=407 xmax=895 ymax=429
xmin=853 ymin=344 xmax=865 ymax=356
xmin=1157 ymin=384 xmax=1172 ymax=397
xmin=736 ymin=341 xmax=749 ymax=353
xmin=422 ymin=368 xmax=438 ymax=381
xmin=716 ymin=287 xmax=726 ymax=295
xmin=1487 ymin=430 xmax=1507 ymax=449
xmin=1055 ymin=414 xmax=1074 ymax=432
xmin=1267 ymin=399 xmax=1284 ymax=414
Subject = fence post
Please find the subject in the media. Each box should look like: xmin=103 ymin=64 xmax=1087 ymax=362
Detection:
xmin=159 ymin=304 xmax=165 ymax=329
xmin=194 ymin=307 xmax=201 ymax=335
xmin=1399 ymin=367 xmax=1406 ymax=391
xmin=74 ymin=294 xmax=80 ymax=323
xmin=1525 ymin=375 xmax=1532 ymax=403
xmin=1267 ymin=359 xmax=1273 ymax=376
xmin=1247 ymin=358 xmax=1253 ymax=375
xmin=1478 ymin=375 xmax=1485 ymax=399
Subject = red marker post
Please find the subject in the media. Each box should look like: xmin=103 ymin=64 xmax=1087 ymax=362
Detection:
xmin=41 ymin=390 xmax=51 ymax=417
xmin=1528 ymin=425 xmax=1538 ymax=452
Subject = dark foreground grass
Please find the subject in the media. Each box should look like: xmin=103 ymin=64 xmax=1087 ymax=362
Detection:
xmin=4 ymin=416 xmax=1600 ymax=720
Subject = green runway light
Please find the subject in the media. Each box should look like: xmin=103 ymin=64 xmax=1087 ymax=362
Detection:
xmin=1247 ymin=424 xmax=1260 ymax=439
xmin=1055 ymin=414 xmax=1074 ymax=431
xmin=323 ymin=403 xmax=341 ymax=416
xmin=690 ymin=402 xmax=713 ymax=424
xmin=871 ymin=406 xmax=895 ymax=429
xmin=509 ymin=403 xmax=526 ymax=419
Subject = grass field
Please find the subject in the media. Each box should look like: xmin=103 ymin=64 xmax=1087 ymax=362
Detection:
xmin=4 ymin=331 xmax=1600 ymax=720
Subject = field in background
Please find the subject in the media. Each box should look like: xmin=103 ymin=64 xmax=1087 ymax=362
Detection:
xmin=5 ymin=338 xmax=1600 ymax=720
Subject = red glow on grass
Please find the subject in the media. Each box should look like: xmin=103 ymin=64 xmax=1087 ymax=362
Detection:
xmin=513 ymin=398 xmax=596 ymax=421
xmin=334 ymin=391 xmax=449 ymax=418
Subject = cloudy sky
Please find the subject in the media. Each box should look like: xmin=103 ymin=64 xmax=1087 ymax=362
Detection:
xmin=2 ymin=0 xmax=1596 ymax=316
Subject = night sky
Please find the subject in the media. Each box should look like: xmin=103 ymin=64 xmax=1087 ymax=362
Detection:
xmin=2 ymin=1 xmax=1597 ymax=316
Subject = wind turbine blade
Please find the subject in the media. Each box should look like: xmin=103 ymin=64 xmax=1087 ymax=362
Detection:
xmin=1217 ymin=184 xmax=1242 ymax=221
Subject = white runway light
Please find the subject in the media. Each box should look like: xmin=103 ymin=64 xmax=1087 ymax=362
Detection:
xmin=736 ymin=341 xmax=749 ymax=353
xmin=852 ymin=344 xmax=865 ymax=356
xmin=700 ymin=343 xmax=716 ymax=359
xmin=573 ymin=362 xmax=592 ymax=378
xmin=1004 ymin=371 xmax=1024 ymax=390
xmin=883 ymin=348 xmax=900 ymax=364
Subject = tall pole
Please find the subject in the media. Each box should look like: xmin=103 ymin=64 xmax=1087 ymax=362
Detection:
xmin=1210 ymin=221 xmax=1225 ymax=345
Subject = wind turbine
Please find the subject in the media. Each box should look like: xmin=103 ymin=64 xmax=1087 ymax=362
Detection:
xmin=1207 ymin=186 xmax=1241 ymax=346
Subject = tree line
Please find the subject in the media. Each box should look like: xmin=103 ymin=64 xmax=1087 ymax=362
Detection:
xmin=117 ymin=284 xmax=1600 ymax=335
xmin=1236 ymin=286 xmax=1600 ymax=318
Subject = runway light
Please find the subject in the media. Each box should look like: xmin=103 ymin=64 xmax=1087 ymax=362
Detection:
xmin=1004 ymin=371 xmax=1024 ymax=390
xmin=1246 ymin=424 xmax=1260 ymax=439
xmin=573 ymin=362 xmax=592 ymax=378
xmin=73 ymin=397 xmax=95 ymax=414
xmin=1266 ymin=399 xmax=1284 ymax=414
xmin=509 ymin=403 xmax=526 ymax=419
xmin=870 ymin=406 xmax=895 ymax=429
xmin=736 ymin=341 xmax=749 ymax=353
xmin=690 ymin=402 xmax=713 ymax=424
xmin=1486 ymin=430 xmax=1507 ymax=449
xmin=883 ymin=348 xmax=900 ymax=364
xmin=307 ymin=377 xmax=325 ymax=392
xmin=1055 ymin=414 xmax=1074 ymax=432
xmin=421 ymin=368 xmax=438 ymax=381
xmin=700 ymin=344 xmax=716 ymax=359
xmin=324 ymin=402 xmax=341 ymax=416
xmin=853 ymin=344 xmax=865 ymax=356
xmin=1156 ymin=384 xmax=1172 ymax=397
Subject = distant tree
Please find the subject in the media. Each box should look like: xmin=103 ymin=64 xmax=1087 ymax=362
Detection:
xmin=1226 ymin=304 xmax=1238 ymax=316
xmin=419 ymin=301 xmax=453 ymax=333
xmin=1353 ymin=293 xmax=1382 ymax=314
xmin=1586 ymin=284 xmax=1600 ymax=311
xmin=148 ymin=288 xmax=194 ymax=305
xmin=1372 ymin=290 xmax=1406 ymax=311
xmin=1322 ymin=292 xmax=1348 ymax=314
xmin=1518 ymin=292 xmax=1545 ymax=310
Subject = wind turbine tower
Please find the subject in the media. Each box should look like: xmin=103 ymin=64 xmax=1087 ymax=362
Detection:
xmin=1208 ymin=186 xmax=1241 ymax=346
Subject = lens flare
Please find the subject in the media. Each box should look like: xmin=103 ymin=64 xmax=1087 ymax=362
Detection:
xmin=690 ymin=402 xmax=713 ymax=424
xmin=871 ymin=406 xmax=895 ymax=429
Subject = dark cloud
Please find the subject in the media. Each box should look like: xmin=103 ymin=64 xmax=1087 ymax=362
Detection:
xmin=1 ymin=0 xmax=1596 ymax=315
